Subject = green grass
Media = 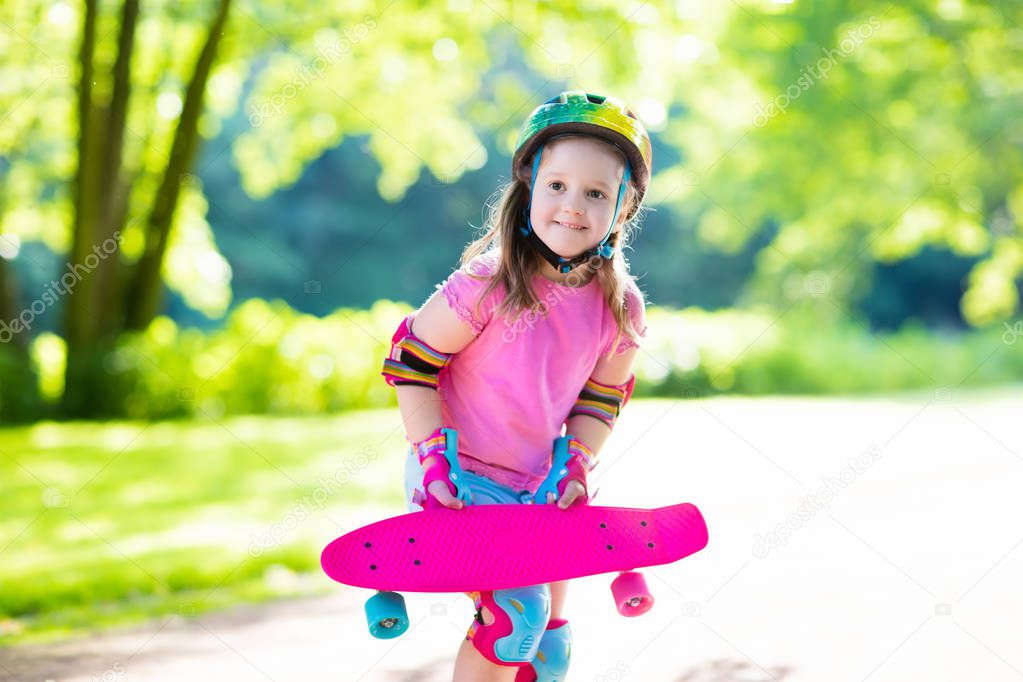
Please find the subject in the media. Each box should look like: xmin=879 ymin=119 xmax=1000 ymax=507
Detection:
xmin=0 ymin=409 xmax=408 ymax=646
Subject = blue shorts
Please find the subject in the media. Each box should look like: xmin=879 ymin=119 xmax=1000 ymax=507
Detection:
xmin=403 ymin=447 xmax=534 ymax=511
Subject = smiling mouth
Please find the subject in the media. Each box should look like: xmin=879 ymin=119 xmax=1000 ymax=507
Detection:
xmin=555 ymin=220 xmax=587 ymax=230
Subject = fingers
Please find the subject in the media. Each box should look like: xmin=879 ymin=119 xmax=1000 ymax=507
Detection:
xmin=427 ymin=480 xmax=464 ymax=509
xmin=555 ymin=481 xmax=586 ymax=510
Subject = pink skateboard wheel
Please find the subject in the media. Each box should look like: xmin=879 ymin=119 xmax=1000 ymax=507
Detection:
xmin=610 ymin=571 xmax=654 ymax=617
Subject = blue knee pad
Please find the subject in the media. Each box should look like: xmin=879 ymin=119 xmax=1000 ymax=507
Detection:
xmin=472 ymin=584 xmax=551 ymax=665
xmin=529 ymin=619 xmax=572 ymax=681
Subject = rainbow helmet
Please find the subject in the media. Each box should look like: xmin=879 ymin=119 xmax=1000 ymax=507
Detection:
xmin=512 ymin=91 xmax=653 ymax=211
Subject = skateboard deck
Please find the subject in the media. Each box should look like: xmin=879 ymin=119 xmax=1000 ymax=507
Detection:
xmin=321 ymin=502 xmax=708 ymax=592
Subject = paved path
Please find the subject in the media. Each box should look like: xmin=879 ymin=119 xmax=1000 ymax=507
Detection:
xmin=3 ymin=391 xmax=1022 ymax=681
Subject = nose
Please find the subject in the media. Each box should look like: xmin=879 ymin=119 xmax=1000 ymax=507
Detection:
xmin=561 ymin=191 xmax=585 ymax=215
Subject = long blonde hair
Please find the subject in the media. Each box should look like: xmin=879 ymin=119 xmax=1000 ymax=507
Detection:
xmin=460 ymin=138 xmax=646 ymax=357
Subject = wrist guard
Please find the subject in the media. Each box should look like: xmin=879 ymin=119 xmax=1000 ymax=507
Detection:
xmin=413 ymin=427 xmax=471 ymax=509
xmin=533 ymin=435 xmax=594 ymax=505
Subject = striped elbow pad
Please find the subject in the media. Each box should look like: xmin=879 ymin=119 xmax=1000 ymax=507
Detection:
xmin=568 ymin=375 xmax=636 ymax=428
xmin=381 ymin=316 xmax=452 ymax=389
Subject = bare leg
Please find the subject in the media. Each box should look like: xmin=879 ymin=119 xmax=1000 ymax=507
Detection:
xmin=550 ymin=580 xmax=568 ymax=620
xmin=452 ymin=636 xmax=520 ymax=682
xmin=452 ymin=601 xmax=518 ymax=682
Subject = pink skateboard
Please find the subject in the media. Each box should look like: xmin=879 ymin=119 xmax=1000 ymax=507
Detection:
xmin=321 ymin=502 xmax=708 ymax=638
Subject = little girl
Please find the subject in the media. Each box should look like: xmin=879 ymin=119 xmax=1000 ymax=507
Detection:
xmin=381 ymin=91 xmax=651 ymax=682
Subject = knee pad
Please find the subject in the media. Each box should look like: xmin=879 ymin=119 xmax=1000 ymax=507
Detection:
xmin=468 ymin=584 xmax=550 ymax=666
xmin=514 ymin=619 xmax=572 ymax=682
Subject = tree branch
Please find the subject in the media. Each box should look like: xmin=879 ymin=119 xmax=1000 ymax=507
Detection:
xmin=94 ymin=0 xmax=140 ymax=336
xmin=126 ymin=0 xmax=233 ymax=330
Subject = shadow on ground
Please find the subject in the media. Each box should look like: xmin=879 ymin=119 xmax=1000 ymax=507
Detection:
xmin=675 ymin=658 xmax=794 ymax=680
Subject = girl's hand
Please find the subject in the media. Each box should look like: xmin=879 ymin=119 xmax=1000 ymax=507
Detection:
xmin=547 ymin=480 xmax=587 ymax=510
xmin=414 ymin=428 xmax=471 ymax=510
xmin=424 ymin=459 xmax=466 ymax=509
xmin=534 ymin=435 xmax=592 ymax=509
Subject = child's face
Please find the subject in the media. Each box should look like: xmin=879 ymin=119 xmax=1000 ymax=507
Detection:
xmin=529 ymin=136 xmax=627 ymax=259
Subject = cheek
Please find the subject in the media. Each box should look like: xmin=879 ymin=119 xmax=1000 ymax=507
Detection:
xmin=530 ymin=195 xmax=553 ymax=222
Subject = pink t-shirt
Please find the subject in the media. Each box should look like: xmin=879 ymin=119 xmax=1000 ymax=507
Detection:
xmin=430 ymin=251 xmax=647 ymax=492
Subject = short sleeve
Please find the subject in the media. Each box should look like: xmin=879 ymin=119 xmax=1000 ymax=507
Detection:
xmin=608 ymin=279 xmax=647 ymax=355
xmin=435 ymin=253 xmax=500 ymax=337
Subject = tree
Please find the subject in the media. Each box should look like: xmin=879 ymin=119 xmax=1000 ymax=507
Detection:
xmin=0 ymin=0 xmax=688 ymax=417
xmin=63 ymin=0 xmax=233 ymax=416
xmin=1 ymin=0 xmax=236 ymax=415
xmin=653 ymin=1 xmax=1023 ymax=325
xmin=0 ymin=1 xmax=1019 ymax=419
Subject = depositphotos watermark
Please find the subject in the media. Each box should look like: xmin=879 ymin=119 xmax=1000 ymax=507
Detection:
xmin=594 ymin=661 xmax=631 ymax=682
xmin=89 ymin=662 xmax=126 ymax=682
xmin=247 ymin=446 xmax=378 ymax=557
xmin=500 ymin=254 xmax=605 ymax=343
xmin=248 ymin=16 xmax=377 ymax=128
xmin=753 ymin=16 xmax=881 ymax=127
xmin=752 ymin=444 xmax=883 ymax=558
xmin=1003 ymin=320 xmax=1022 ymax=345
xmin=0 ymin=231 xmax=122 ymax=343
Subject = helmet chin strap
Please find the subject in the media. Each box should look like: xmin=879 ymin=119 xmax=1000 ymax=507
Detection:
xmin=518 ymin=142 xmax=631 ymax=274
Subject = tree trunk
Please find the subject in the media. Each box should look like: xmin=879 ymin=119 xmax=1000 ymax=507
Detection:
xmin=125 ymin=0 xmax=233 ymax=331
xmin=93 ymin=0 xmax=139 ymax=338
xmin=0 ymin=252 xmax=42 ymax=422
xmin=0 ymin=256 xmax=26 ymax=350
xmin=61 ymin=0 xmax=233 ymax=416
xmin=60 ymin=0 xmax=103 ymax=417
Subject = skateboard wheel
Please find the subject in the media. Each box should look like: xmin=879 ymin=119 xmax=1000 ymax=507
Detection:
xmin=611 ymin=571 xmax=654 ymax=617
xmin=365 ymin=591 xmax=409 ymax=639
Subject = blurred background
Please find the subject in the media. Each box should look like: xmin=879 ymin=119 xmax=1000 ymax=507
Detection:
xmin=1 ymin=0 xmax=1021 ymax=679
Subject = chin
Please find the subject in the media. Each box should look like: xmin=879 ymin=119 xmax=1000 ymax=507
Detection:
xmin=544 ymin=240 xmax=589 ymax=260
xmin=537 ymin=231 xmax=595 ymax=259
